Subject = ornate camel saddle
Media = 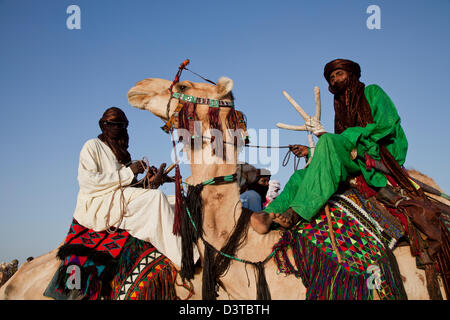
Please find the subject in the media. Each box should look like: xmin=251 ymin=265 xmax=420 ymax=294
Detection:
xmin=273 ymin=187 xmax=407 ymax=300
xmin=44 ymin=219 xmax=178 ymax=300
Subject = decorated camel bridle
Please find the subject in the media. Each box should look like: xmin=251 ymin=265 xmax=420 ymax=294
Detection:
xmin=161 ymin=59 xmax=247 ymax=139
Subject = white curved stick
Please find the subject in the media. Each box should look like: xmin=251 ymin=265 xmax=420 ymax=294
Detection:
xmin=304 ymin=133 xmax=315 ymax=168
xmin=276 ymin=122 xmax=308 ymax=131
xmin=282 ymin=90 xmax=310 ymax=121
xmin=278 ymin=86 xmax=324 ymax=169
xmin=281 ymin=88 xmax=325 ymax=136
xmin=314 ymin=86 xmax=321 ymax=121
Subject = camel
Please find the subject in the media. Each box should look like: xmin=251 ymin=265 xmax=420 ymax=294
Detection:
xmin=1 ymin=76 xmax=445 ymax=300
xmin=125 ymin=75 xmax=442 ymax=299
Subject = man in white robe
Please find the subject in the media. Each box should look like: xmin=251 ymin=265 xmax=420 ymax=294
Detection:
xmin=72 ymin=107 xmax=198 ymax=268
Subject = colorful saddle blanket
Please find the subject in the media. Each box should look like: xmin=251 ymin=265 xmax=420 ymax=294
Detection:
xmin=273 ymin=188 xmax=406 ymax=300
xmin=44 ymin=219 xmax=177 ymax=300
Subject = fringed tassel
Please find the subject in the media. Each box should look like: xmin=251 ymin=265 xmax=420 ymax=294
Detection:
xmin=200 ymin=208 xmax=254 ymax=300
xmin=138 ymin=265 xmax=178 ymax=300
xmin=180 ymin=184 xmax=204 ymax=280
xmin=436 ymin=220 xmax=450 ymax=299
xmin=255 ymin=262 xmax=271 ymax=300
xmin=55 ymin=262 xmax=106 ymax=300
xmin=226 ymin=109 xmax=250 ymax=145
xmin=306 ymin=251 xmax=370 ymax=299
xmin=56 ymin=244 xmax=120 ymax=300
xmin=272 ymin=230 xmax=306 ymax=280
xmin=226 ymin=108 xmax=238 ymax=130
xmin=379 ymin=248 xmax=408 ymax=299
xmin=207 ymin=108 xmax=222 ymax=157
xmin=177 ymin=103 xmax=188 ymax=133
xmin=214 ymin=208 xmax=252 ymax=278
xmin=208 ymin=107 xmax=221 ymax=131
xmin=178 ymin=102 xmax=197 ymax=136
xmin=235 ymin=110 xmax=250 ymax=144
xmin=273 ymin=230 xmax=406 ymax=300
xmin=202 ymin=242 xmax=218 ymax=300
xmin=180 ymin=208 xmax=196 ymax=281
xmin=172 ymin=165 xmax=183 ymax=235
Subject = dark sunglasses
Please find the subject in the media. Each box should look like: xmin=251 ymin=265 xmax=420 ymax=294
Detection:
xmin=103 ymin=121 xmax=128 ymax=129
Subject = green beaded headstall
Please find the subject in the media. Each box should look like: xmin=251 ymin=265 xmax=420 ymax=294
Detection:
xmin=171 ymin=92 xmax=235 ymax=108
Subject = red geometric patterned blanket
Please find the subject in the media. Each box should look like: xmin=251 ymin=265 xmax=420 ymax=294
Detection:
xmin=61 ymin=218 xmax=130 ymax=259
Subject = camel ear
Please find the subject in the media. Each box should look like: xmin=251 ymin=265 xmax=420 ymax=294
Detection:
xmin=216 ymin=77 xmax=234 ymax=96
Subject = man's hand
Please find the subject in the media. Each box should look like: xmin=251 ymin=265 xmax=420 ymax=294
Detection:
xmin=129 ymin=161 xmax=146 ymax=175
xmin=148 ymin=163 xmax=167 ymax=189
xmin=163 ymin=175 xmax=176 ymax=184
xmin=289 ymin=145 xmax=309 ymax=158
xmin=305 ymin=117 xmax=326 ymax=137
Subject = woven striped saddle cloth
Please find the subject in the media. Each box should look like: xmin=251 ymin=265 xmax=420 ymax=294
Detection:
xmin=273 ymin=187 xmax=407 ymax=300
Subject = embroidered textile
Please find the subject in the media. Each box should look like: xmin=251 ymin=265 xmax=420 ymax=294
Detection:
xmin=273 ymin=188 xmax=406 ymax=300
xmin=111 ymin=238 xmax=177 ymax=300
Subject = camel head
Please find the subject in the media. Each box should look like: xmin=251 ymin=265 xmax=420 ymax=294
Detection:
xmin=128 ymin=76 xmax=248 ymax=167
xmin=127 ymin=77 xmax=235 ymax=121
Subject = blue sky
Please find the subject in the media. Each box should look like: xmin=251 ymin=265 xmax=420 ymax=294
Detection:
xmin=0 ymin=0 xmax=449 ymax=264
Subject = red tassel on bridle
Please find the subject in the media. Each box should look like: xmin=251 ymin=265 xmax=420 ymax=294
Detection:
xmin=172 ymin=164 xmax=183 ymax=235
xmin=208 ymin=107 xmax=221 ymax=132
xmin=167 ymin=59 xmax=191 ymax=235
xmin=169 ymin=125 xmax=184 ymax=236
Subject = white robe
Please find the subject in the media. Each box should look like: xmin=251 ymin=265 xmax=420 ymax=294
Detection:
xmin=73 ymin=138 xmax=198 ymax=267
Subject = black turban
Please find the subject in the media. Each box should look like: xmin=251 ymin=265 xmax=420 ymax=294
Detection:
xmin=324 ymin=59 xmax=361 ymax=84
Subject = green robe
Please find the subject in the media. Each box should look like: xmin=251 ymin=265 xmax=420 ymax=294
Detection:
xmin=264 ymin=84 xmax=408 ymax=221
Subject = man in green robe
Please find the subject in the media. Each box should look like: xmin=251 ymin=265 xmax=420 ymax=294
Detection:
xmin=250 ymin=59 xmax=408 ymax=234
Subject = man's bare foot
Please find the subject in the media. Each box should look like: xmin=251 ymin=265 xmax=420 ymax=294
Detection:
xmin=250 ymin=211 xmax=275 ymax=234
xmin=272 ymin=208 xmax=300 ymax=229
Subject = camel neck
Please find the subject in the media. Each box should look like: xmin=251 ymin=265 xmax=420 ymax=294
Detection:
xmin=189 ymin=163 xmax=242 ymax=247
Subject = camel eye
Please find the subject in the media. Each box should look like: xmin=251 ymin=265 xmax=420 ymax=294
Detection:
xmin=178 ymin=85 xmax=187 ymax=92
